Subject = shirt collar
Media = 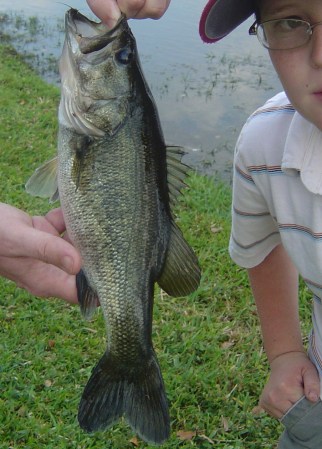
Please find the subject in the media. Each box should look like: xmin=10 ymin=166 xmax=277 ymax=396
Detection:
xmin=282 ymin=111 xmax=322 ymax=194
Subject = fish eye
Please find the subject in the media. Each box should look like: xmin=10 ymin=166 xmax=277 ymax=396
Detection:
xmin=115 ymin=47 xmax=133 ymax=65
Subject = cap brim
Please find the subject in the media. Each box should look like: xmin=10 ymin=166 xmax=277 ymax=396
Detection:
xmin=199 ymin=0 xmax=254 ymax=43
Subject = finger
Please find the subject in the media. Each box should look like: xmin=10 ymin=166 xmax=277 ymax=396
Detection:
xmin=33 ymin=211 xmax=73 ymax=246
xmin=32 ymin=215 xmax=61 ymax=237
xmin=86 ymin=0 xmax=121 ymax=26
xmin=24 ymin=269 xmax=78 ymax=303
xmin=20 ymin=228 xmax=81 ymax=274
xmin=260 ymin=393 xmax=301 ymax=418
xmin=0 ymin=256 xmax=78 ymax=303
xmin=62 ymin=231 xmax=73 ymax=244
xmin=117 ymin=0 xmax=170 ymax=19
xmin=303 ymin=366 xmax=320 ymax=402
xmin=44 ymin=208 xmax=67 ymax=235
xmin=259 ymin=395 xmax=292 ymax=419
xmin=259 ymin=386 xmax=304 ymax=419
xmin=34 ymin=271 xmax=78 ymax=303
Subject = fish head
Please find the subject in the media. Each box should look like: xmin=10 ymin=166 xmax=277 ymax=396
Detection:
xmin=59 ymin=9 xmax=139 ymax=137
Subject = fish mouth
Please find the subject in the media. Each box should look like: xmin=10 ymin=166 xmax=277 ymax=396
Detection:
xmin=65 ymin=8 xmax=125 ymax=54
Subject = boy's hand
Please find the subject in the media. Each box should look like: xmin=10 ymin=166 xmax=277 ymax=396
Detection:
xmin=86 ymin=0 xmax=170 ymax=27
xmin=259 ymin=351 xmax=320 ymax=418
xmin=0 ymin=203 xmax=81 ymax=303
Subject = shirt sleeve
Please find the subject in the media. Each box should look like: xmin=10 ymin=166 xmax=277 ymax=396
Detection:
xmin=229 ymin=123 xmax=281 ymax=269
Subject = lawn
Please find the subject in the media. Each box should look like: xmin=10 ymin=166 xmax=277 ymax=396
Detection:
xmin=0 ymin=44 xmax=312 ymax=449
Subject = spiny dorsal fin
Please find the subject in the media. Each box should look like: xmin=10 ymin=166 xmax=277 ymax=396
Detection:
xmin=25 ymin=157 xmax=59 ymax=203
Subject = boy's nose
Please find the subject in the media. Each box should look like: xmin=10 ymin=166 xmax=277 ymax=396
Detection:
xmin=310 ymin=25 xmax=322 ymax=68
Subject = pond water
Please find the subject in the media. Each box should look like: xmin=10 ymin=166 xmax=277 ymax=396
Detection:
xmin=0 ymin=0 xmax=282 ymax=181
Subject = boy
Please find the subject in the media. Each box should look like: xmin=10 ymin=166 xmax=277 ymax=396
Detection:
xmin=200 ymin=0 xmax=322 ymax=447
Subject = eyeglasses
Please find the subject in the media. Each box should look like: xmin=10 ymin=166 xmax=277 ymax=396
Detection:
xmin=249 ymin=18 xmax=322 ymax=50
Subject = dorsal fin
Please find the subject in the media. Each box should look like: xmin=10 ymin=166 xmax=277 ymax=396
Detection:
xmin=157 ymin=221 xmax=201 ymax=297
xmin=166 ymin=146 xmax=189 ymax=205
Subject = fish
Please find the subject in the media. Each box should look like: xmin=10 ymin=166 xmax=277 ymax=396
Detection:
xmin=26 ymin=8 xmax=201 ymax=445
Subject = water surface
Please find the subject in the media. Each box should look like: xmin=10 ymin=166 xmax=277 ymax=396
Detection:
xmin=0 ymin=0 xmax=282 ymax=180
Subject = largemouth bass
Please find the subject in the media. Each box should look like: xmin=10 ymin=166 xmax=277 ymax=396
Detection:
xmin=26 ymin=9 xmax=200 ymax=445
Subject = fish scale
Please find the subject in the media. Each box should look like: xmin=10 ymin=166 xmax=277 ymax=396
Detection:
xmin=59 ymin=121 xmax=168 ymax=356
xmin=26 ymin=8 xmax=201 ymax=445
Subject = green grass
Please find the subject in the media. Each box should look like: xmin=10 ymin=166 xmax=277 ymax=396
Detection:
xmin=0 ymin=44 xmax=312 ymax=449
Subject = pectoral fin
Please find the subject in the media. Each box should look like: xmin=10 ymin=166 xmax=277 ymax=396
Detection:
xmin=157 ymin=223 xmax=201 ymax=297
xmin=25 ymin=157 xmax=59 ymax=203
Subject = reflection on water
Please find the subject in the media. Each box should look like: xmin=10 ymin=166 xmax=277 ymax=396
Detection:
xmin=0 ymin=0 xmax=282 ymax=181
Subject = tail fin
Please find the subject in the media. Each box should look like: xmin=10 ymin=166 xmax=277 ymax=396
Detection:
xmin=78 ymin=351 xmax=170 ymax=445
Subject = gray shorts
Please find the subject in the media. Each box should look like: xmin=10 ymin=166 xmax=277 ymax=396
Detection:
xmin=278 ymin=396 xmax=322 ymax=449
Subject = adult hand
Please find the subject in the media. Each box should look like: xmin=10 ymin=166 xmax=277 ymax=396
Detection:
xmin=86 ymin=0 xmax=170 ymax=27
xmin=0 ymin=203 xmax=81 ymax=303
xmin=259 ymin=351 xmax=320 ymax=419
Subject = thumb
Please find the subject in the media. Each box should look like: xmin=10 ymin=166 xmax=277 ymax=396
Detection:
xmin=303 ymin=365 xmax=320 ymax=403
xmin=21 ymin=228 xmax=81 ymax=274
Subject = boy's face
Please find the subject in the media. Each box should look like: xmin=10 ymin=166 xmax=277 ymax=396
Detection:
xmin=260 ymin=0 xmax=322 ymax=131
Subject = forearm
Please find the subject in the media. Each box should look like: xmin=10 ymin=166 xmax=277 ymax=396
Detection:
xmin=248 ymin=244 xmax=320 ymax=416
xmin=248 ymin=244 xmax=304 ymax=363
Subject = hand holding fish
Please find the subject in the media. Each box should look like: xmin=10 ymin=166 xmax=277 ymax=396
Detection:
xmin=86 ymin=0 xmax=170 ymax=26
xmin=0 ymin=203 xmax=81 ymax=302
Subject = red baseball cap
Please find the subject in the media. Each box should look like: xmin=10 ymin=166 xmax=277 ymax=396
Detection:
xmin=199 ymin=0 xmax=255 ymax=43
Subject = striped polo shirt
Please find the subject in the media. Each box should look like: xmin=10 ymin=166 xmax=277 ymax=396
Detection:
xmin=229 ymin=91 xmax=322 ymax=377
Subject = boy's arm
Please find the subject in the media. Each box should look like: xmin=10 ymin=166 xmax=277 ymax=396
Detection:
xmin=248 ymin=244 xmax=320 ymax=418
